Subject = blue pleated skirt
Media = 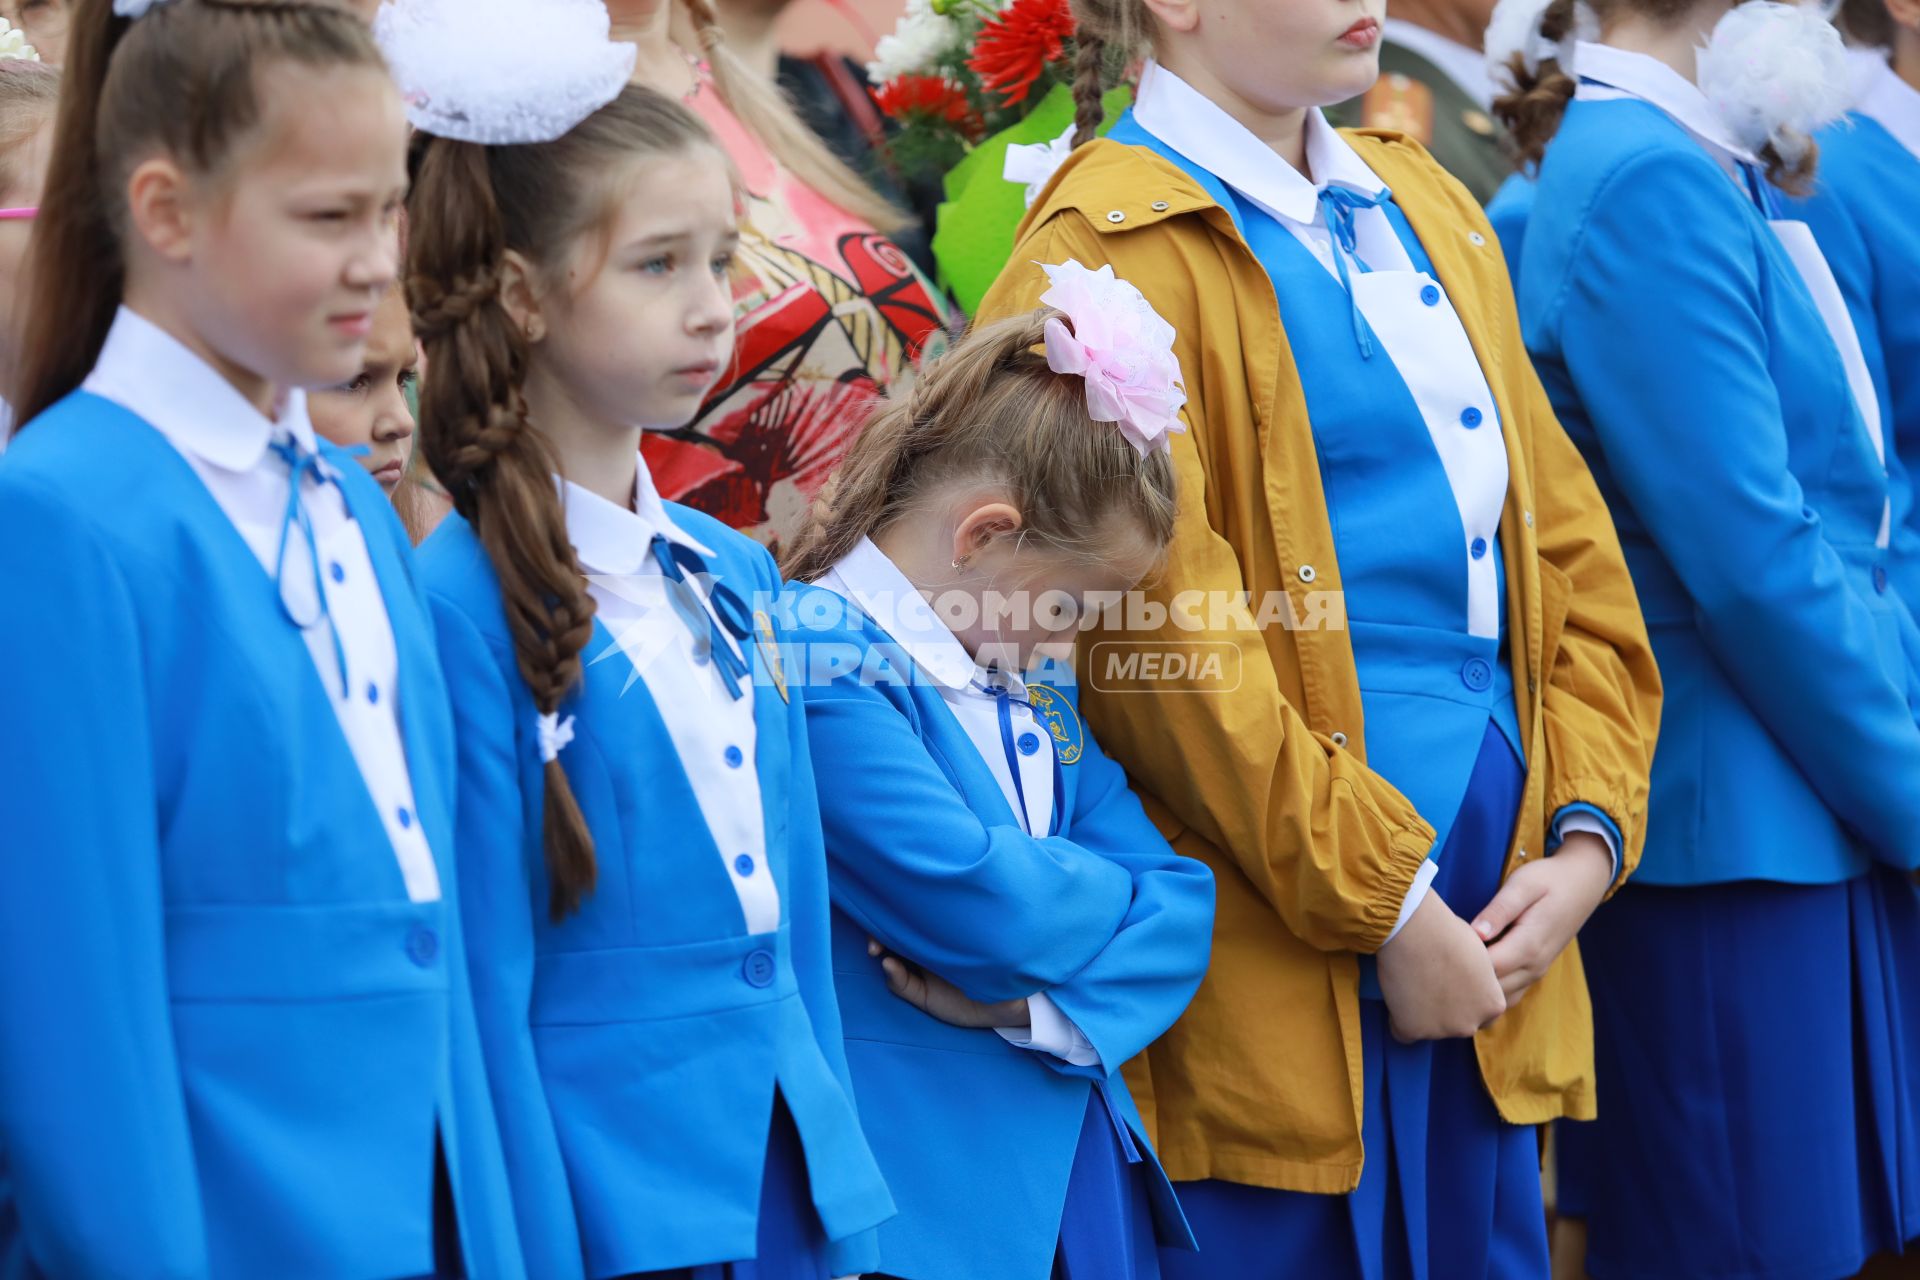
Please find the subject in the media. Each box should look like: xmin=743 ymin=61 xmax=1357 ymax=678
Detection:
xmin=1158 ymin=721 xmax=1548 ymax=1280
xmin=1053 ymin=1084 xmax=1164 ymax=1280
xmin=622 ymin=1094 xmax=829 ymax=1280
xmin=1557 ymin=867 xmax=1920 ymax=1280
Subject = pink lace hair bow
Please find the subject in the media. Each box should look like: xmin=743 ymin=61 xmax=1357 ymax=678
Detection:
xmin=1037 ymin=259 xmax=1189 ymax=458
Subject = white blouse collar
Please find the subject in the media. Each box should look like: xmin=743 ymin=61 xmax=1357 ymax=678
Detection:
xmin=82 ymin=305 xmax=317 ymax=472
xmin=1856 ymin=57 xmax=1920 ymax=164
xmin=1132 ymin=60 xmax=1390 ymax=227
xmin=1573 ymin=42 xmax=1758 ymax=165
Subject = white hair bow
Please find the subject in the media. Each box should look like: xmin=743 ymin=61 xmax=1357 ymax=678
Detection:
xmin=374 ymin=0 xmax=638 ymax=145
xmin=1697 ymin=1 xmax=1851 ymax=167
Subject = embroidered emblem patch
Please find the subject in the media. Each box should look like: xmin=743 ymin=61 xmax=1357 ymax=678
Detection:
xmin=1026 ymin=684 xmax=1084 ymax=765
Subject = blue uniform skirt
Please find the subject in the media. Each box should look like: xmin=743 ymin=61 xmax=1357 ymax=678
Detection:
xmin=1054 ymin=1084 xmax=1163 ymax=1280
xmin=1557 ymin=867 xmax=1920 ymax=1280
xmin=622 ymin=1094 xmax=830 ymax=1280
xmin=1159 ymin=721 xmax=1548 ymax=1280
xmin=872 ymin=1084 xmax=1164 ymax=1280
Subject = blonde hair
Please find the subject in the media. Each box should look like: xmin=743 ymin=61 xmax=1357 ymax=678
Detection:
xmin=782 ymin=309 xmax=1178 ymax=584
xmin=0 ymin=60 xmax=58 ymax=204
xmin=678 ymin=0 xmax=904 ymax=231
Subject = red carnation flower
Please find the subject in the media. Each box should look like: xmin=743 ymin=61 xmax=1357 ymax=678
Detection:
xmin=966 ymin=0 xmax=1075 ymax=108
xmin=873 ymin=73 xmax=979 ymax=132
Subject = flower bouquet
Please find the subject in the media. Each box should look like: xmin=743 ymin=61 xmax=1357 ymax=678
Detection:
xmin=866 ymin=0 xmax=1130 ymax=314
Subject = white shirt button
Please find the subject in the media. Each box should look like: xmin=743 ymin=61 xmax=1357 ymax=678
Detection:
xmin=1298 ymin=564 xmax=1317 ymax=583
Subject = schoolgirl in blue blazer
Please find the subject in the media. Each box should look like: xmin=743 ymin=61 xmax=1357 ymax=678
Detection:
xmin=781 ymin=291 xmax=1215 ymax=1280
xmin=0 ymin=2 xmax=519 ymax=1274
xmin=392 ymin=11 xmax=891 ymax=1277
xmin=1792 ymin=34 xmax=1920 ymax=615
xmin=1499 ymin=6 xmax=1920 ymax=1274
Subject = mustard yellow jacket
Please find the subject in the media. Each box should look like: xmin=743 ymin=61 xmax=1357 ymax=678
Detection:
xmin=976 ymin=132 xmax=1663 ymax=1194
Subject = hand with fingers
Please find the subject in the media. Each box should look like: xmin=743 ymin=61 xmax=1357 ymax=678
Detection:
xmin=1376 ymin=887 xmax=1508 ymax=1042
xmin=867 ymin=938 xmax=1034 ymax=1030
xmin=1470 ymin=831 xmax=1614 ymax=1005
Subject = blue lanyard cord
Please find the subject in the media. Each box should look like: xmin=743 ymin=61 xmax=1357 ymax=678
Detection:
xmin=971 ymin=677 xmax=1066 ymax=837
xmin=649 ymin=534 xmax=751 ymax=700
xmin=267 ymin=436 xmax=352 ymax=695
xmin=1318 ymin=185 xmax=1390 ymax=359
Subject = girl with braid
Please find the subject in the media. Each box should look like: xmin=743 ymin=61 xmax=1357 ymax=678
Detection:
xmin=384 ymin=2 xmax=891 ymax=1276
xmin=605 ymin=0 xmax=953 ymax=552
xmin=967 ymin=0 xmax=1663 ymax=1272
xmin=0 ymin=0 xmax=521 ymax=1274
xmin=1495 ymin=0 xmax=1920 ymax=1274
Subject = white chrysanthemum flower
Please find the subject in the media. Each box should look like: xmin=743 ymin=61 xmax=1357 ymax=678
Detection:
xmin=0 ymin=18 xmax=40 ymax=61
xmin=866 ymin=0 xmax=959 ymax=86
xmin=1698 ymin=1 xmax=1851 ymax=163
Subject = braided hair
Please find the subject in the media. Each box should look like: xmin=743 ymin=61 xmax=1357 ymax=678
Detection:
xmin=408 ymin=84 xmax=721 ymax=919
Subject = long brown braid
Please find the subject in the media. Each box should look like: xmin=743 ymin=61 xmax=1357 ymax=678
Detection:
xmin=407 ymin=85 xmax=721 ymax=919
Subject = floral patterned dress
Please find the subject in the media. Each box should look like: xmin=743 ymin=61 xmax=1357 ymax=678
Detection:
xmin=641 ymin=73 xmax=954 ymax=550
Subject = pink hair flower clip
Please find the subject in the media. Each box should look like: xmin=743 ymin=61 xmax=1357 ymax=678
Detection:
xmin=1037 ymin=259 xmax=1188 ymax=458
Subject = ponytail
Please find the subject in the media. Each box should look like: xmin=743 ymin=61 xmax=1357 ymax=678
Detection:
xmin=14 ymin=0 xmax=383 ymax=426
xmin=1492 ymin=0 xmax=1581 ymax=168
xmin=408 ymin=136 xmax=599 ymax=921
xmin=782 ymin=308 xmax=1177 ymax=583
xmin=14 ymin=0 xmax=129 ymax=424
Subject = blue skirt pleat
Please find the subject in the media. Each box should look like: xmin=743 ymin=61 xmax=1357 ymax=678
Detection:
xmin=1567 ymin=868 xmax=1920 ymax=1280
xmin=1052 ymin=1085 xmax=1163 ymax=1280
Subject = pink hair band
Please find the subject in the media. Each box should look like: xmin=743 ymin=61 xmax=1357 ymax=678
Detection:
xmin=0 ymin=207 xmax=36 ymax=221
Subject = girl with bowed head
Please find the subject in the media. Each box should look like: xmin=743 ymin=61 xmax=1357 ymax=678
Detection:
xmin=386 ymin=0 xmax=893 ymax=1274
xmin=1498 ymin=0 xmax=1920 ymax=1274
xmin=0 ymin=0 xmax=522 ymax=1273
xmin=603 ymin=0 xmax=954 ymax=551
xmin=780 ymin=262 xmax=1216 ymax=1280
xmin=970 ymin=0 xmax=1663 ymax=1267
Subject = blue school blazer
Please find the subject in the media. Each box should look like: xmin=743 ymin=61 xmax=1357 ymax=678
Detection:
xmin=1517 ymin=98 xmax=1920 ymax=885
xmin=1485 ymin=170 xmax=1536 ymax=283
xmin=0 ymin=393 xmax=522 ymax=1279
xmin=418 ymin=511 xmax=893 ymax=1280
xmin=789 ymin=583 xmax=1213 ymax=1280
xmin=1788 ymin=113 xmax=1920 ymax=611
